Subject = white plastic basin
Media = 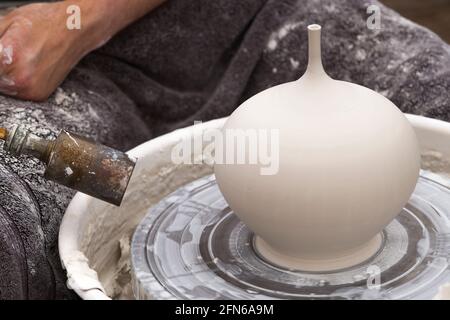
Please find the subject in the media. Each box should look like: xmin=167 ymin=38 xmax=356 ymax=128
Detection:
xmin=59 ymin=115 xmax=450 ymax=300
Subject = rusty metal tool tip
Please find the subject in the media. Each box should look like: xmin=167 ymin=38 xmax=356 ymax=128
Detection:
xmin=0 ymin=128 xmax=7 ymax=140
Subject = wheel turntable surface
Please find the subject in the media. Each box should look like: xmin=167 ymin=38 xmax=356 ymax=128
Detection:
xmin=131 ymin=172 xmax=450 ymax=299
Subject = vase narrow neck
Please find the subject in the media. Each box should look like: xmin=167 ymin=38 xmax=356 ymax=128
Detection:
xmin=304 ymin=24 xmax=328 ymax=79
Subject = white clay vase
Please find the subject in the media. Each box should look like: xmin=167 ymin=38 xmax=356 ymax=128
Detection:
xmin=214 ymin=24 xmax=420 ymax=271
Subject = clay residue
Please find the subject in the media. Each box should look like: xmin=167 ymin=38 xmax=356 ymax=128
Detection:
xmin=54 ymin=88 xmax=80 ymax=107
xmin=421 ymin=150 xmax=450 ymax=178
xmin=266 ymin=21 xmax=301 ymax=51
xmin=64 ymin=250 xmax=107 ymax=294
xmin=109 ymin=235 xmax=133 ymax=299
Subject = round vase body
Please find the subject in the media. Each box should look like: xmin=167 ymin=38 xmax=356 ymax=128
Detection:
xmin=214 ymin=25 xmax=420 ymax=271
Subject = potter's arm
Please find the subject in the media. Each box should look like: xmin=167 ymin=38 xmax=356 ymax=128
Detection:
xmin=70 ymin=0 xmax=167 ymax=46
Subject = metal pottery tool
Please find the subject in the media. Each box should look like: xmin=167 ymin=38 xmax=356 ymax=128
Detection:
xmin=0 ymin=125 xmax=136 ymax=206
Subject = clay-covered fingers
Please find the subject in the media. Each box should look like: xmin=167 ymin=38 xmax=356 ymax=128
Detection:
xmin=0 ymin=3 xmax=85 ymax=101
xmin=0 ymin=16 xmax=17 ymax=96
xmin=0 ymin=15 xmax=35 ymax=97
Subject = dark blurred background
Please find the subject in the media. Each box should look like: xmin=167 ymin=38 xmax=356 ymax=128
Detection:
xmin=381 ymin=0 xmax=450 ymax=43
xmin=1 ymin=0 xmax=449 ymax=43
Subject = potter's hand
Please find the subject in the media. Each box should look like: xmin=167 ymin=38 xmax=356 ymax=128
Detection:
xmin=0 ymin=0 xmax=165 ymax=101
xmin=0 ymin=3 xmax=84 ymax=101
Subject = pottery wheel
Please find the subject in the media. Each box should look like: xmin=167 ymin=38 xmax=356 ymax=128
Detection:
xmin=131 ymin=172 xmax=450 ymax=300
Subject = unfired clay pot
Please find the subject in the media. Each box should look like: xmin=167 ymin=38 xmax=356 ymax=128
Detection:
xmin=214 ymin=24 xmax=420 ymax=271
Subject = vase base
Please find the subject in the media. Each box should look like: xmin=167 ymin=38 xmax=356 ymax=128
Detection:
xmin=254 ymin=234 xmax=383 ymax=272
